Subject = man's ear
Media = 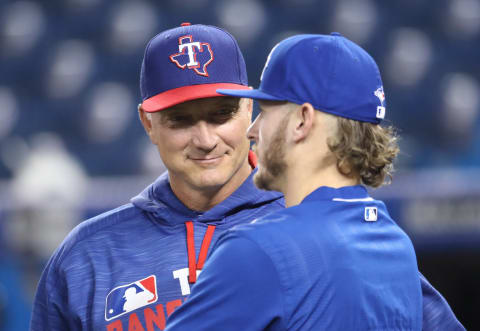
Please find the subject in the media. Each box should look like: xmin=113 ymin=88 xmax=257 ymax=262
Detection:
xmin=138 ymin=104 xmax=153 ymax=137
xmin=239 ymin=97 xmax=253 ymax=121
xmin=246 ymin=98 xmax=253 ymax=117
xmin=292 ymin=103 xmax=315 ymax=143
xmin=246 ymin=87 xmax=254 ymax=117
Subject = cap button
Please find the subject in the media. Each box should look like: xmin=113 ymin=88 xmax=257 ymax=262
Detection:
xmin=330 ymin=32 xmax=342 ymax=37
xmin=181 ymin=22 xmax=191 ymax=26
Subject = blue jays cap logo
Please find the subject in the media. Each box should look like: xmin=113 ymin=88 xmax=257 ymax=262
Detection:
xmin=105 ymin=275 xmax=158 ymax=321
xmin=374 ymin=86 xmax=386 ymax=119
xmin=169 ymin=35 xmax=214 ymax=77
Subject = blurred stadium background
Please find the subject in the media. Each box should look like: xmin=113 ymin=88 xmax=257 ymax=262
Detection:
xmin=0 ymin=0 xmax=479 ymax=329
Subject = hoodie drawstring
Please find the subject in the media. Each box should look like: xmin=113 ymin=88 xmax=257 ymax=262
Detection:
xmin=248 ymin=150 xmax=257 ymax=168
xmin=185 ymin=221 xmax=216 ymax=283
xmin=183 ymin=150 xmax=254 ymax=283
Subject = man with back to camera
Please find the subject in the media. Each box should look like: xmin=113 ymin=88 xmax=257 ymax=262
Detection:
xmin=30 ymin=23 xmax=463 ymax=330
xmin=165 ymin=33 xmax=466 ymax=330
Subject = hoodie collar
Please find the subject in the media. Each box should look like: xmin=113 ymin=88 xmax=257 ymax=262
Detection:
xmin=131 ymin=169 xmax=282 ymax=225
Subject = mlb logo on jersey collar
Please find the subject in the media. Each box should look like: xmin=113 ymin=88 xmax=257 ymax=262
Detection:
xmin=364 ymin=207 xmax=378 ymax=222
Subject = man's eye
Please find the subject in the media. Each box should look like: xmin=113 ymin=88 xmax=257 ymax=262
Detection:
xmin=216 ymin=108 xmax=234 ymax=116
xmin=209 ymin=109 xmax=235 ymax=124
xmin=166 ymin=115 xmax=194 ymax=127
xmin=170 ymin=116 xmax=188 ymax=122
xmin=215 ymin=108 xmax=236 ymax=118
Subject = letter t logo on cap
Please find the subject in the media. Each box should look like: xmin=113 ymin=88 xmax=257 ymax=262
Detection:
xmin=169 ymin=35 xmax=214 ymax=77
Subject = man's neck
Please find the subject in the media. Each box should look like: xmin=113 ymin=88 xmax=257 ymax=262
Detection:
xmin=282 ymin=164 xmax=359 ymax=208
xmin=170 ymin=161 xmax=252 ymax=212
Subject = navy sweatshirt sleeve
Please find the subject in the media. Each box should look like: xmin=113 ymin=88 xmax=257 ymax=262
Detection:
xmin=30 ymin=256 xmax=74 ymax=331
xmin=165 ymin=234 xmax=285 ymax=331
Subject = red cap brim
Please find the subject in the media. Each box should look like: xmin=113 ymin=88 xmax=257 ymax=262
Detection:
xmin=142 ymin=83 xmax=250 ymax=112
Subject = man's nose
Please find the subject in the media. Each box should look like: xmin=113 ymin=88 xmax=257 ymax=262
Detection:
xmin=191 ymin=121 xmax=218 ymax=151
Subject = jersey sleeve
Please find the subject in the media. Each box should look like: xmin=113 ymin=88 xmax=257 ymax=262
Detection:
xmin=30 ymin=254 xmax=71 ymax=331
xmin=165 ymin=233 xmax=285 ymax=330
xmin=419 ymin=272 xmax=466 ymax=331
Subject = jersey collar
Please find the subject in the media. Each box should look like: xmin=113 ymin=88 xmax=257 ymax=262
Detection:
xmin=301 ymin=185 xmax=369 ymax=204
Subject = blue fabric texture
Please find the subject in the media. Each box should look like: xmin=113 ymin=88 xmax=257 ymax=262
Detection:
xmin=29 ymin=170 xmax=283 ymax=330
xmin=30 ymin=174 xmax=464 ymax=330
xmin=167 ymin=186 xmax=464 ymax=331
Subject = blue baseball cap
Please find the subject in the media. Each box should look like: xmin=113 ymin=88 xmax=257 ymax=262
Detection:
xmin=217 ymin=32 xmax=386 ymax=124
xmin=140 ymin=23 xmax=249 ymax=112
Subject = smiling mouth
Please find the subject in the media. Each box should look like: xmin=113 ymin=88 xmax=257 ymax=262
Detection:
xmin=188 ymin=155 xmax=224 ymax=165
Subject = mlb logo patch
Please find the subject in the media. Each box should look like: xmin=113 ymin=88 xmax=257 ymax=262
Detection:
xmin=376 ymin=106 xmax=385 ymax=119
xmin=105 ymin=275 xmax=157 ymax=321
xmin=364 ymin=207 xmax=378 ymax=222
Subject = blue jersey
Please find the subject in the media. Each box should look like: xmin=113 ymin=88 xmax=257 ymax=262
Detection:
xmin=30 ymin=170 xmax=283 ymax=330
xmin=165 ymin=186 xmax=446 ymax=330
xmin=31 ymin=173 xmax=465 ymax=330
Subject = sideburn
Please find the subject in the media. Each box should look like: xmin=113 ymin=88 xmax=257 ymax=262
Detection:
xmin=254 ymin=115 xmax=289 ymax=190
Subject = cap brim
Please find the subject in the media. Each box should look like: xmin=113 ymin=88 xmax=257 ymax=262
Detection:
xmin=142 ymin=83 xmax=250 ymax=112
xmin=216 ymin=88 xmax=285 ymax=102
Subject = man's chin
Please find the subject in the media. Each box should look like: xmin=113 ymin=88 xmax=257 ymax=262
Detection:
xmin=187 ymin=167 xmax=233 ymax=190
xmin=191 ymin=177 xmax=226 ymax=191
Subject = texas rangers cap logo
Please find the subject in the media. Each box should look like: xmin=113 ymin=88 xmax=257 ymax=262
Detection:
xmin=105 ymin=275 xmax=158 ymax=321
xmin=169 ymin=35 xmax=214 ymax=77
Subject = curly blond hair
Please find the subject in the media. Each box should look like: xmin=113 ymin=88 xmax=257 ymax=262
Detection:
xmin=327 ymin=117 xmax=399 ymax=188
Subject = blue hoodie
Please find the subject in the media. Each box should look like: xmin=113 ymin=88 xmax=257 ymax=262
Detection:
xmin=30 ymin=170 xmax=283 ymax=331
xmin=30 ymin=170 xmax=464 ymax=331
